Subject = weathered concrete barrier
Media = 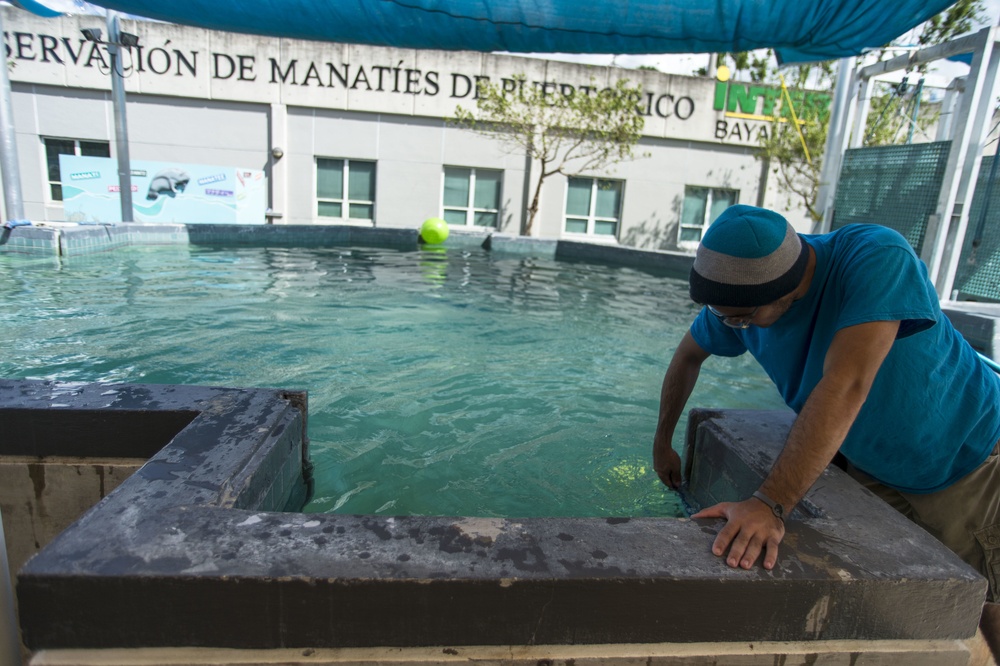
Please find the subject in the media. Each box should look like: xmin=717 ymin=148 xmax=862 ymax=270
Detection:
xmin=1 ymin=381 xmax=987 ymax=665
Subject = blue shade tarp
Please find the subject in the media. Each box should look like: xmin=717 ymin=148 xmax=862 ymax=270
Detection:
xmin=9 ymin=0 xmax=64 ymax=17
xmin=83 ymin=0 xmax=959 ymax=64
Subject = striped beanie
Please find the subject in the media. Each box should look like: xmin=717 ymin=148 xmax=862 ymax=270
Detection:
xmin=689 ymin=205 xmax=809 ymax=307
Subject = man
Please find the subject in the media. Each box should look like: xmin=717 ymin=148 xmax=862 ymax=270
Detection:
xmin=652 ymin=204 xmax=1000 ymax=647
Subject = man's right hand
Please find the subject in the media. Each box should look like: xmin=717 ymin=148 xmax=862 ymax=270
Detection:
xmin=652 ymin=330 xmax=710 ymax=491
xmin=692 ymin=498 xmax=785 ymax=570
xmin=654 ymin=441 xmax=682 ymax=489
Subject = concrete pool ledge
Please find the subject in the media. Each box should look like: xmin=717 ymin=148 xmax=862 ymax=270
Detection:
xmin=0 ymin=223 xmax=695 ymax=276
xmin=3 ymin=380 xmax=987 ymax=659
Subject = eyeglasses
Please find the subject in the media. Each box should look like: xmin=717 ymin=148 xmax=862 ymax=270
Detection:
xmin=706 ymin=304 xmax=759 ymax=329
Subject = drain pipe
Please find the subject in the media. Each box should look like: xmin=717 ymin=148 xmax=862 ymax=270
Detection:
xmin=106 ymin=11 xmax=134 ymax=223
xmin=0 ymin=18 xmax=23 ymax=661
xmin=815 ymin=57 xmax=856 ymax=234
xmin=0 ymin=9 xmax=26 ymax=224
xmin=0 ymin=508 xmax=20 ymax=666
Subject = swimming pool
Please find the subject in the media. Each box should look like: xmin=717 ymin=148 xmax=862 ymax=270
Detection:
xmin=0 ymin=244 xmax=786 ymax=518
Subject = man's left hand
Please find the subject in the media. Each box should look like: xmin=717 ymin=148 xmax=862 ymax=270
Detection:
xmin=692 ymin=499 xmax=785 ymax=570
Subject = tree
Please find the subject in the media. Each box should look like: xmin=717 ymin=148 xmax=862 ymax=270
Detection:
xmin=722 ymin=0 xmax=985 ymax=222
xmin=454 ymin=76 xmax=646 ymax=236
xmin=752 ymin=60 xmax=835 ymax=222
xmin=915 ymin=0 xmax=984 ymax=49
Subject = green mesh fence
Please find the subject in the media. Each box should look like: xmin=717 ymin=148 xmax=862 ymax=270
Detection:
xmin=954 ymin=155 xmax=1000 ymax=301
xmin=832 ymin=141 xmax=951 ymax=254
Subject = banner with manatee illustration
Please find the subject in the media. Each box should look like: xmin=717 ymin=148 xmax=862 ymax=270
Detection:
xmin=59 ymin=155 xmax=267 ymax=224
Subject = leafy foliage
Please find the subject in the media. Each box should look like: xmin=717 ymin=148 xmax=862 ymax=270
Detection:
xmin=915 ymin=0 xmax=984 ymax=50
xmin=454 ymin=75 xmax=646 ymax=235
xmin=756 ymin=67 xmax=832 ymax=221
xmin=720 ymin=0 xmax=985 ymax=221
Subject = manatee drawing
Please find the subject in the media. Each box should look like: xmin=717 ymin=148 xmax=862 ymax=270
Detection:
xmin=146 ymin=168 xmax=190 ymax=200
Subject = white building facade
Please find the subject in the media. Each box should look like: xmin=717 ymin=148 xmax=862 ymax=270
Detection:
xmin=1 ymin=7 xmax=820 ymax=251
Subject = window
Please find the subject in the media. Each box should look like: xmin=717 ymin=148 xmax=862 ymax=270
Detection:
xmin=564 ymin=177 xmax=623 ymax=237
xmin=316 ymin=158 xmax=376 ymax=222
xmin=442 ymin=166 xmax=501 ymax=228
xmin=44 ymin=138 xmax=111 ymax=201
xmin=679 ymin=186 xmax=739 ymax=248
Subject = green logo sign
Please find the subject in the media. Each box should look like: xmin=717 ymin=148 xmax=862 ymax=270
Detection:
xmin=713 ymin=67 xmax=831 ymax=122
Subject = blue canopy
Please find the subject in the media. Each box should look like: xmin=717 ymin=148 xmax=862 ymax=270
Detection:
xmin=10 ymin=0 xmax=62 ymax=17
xmin=33 ymin=0 xmax=960 ymax=64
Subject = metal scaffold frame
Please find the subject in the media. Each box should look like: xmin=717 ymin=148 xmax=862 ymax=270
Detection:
xmin=820 ymin=26 xmax=1000 ymax=300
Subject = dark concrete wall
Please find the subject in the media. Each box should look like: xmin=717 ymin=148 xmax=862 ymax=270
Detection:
xmin=4 ymin=381 xmax=985 ymax=651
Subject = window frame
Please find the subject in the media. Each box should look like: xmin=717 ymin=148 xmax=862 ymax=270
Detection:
xmin=440 ymin=166 xmax=502 ymax=229
xmin=44 ymin=137 xmax=111 ymax=202
xmin=677 ymin=186 xmax=740 ymax=250
xmin=315 ymin=157 xmax=377 ymax=224
xmin=562 ymin=176 xmax=624 ymax=240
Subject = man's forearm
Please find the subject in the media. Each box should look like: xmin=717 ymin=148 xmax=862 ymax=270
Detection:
xmin=759 ymin=372 xmax=871 ymax=511
xmin=761 ymin=382 xmax=863 ymax=511
xmin=654 ymin=331 xmax=707 ymax=444
xmin=653 ymin=330 xmax=710 ymax=488
xmin=655 ymin=357 xmax=701 ymax=443
xmin=759 ymin=320 xmax=900 ymax=511
xmin=691 ymin=317 xmax=899 ymax=572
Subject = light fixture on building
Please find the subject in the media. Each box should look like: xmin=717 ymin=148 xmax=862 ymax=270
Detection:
xmin=271 ymin=147 xmax=285 ymax=160
xmin=80 ymin=28 xmax=103 ymax=43
xmin=80 ymin=26 xmax=140 ymax=48
xmin=81 ymin=14 xmax=140 ymax=223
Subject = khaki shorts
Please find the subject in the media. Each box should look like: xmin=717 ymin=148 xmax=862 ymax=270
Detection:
xmin=846 ymin=443 xmax=1000 ymax=602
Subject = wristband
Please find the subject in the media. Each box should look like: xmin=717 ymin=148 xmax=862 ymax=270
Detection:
xmin=752 ymin=490 xmax=785 ymax=522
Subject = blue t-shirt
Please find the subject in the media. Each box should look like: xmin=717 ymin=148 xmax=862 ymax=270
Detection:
xmin=690 ymin=223 xmax=1000 ymax=493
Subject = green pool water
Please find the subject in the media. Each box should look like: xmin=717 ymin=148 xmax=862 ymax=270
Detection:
xmin=0 ymin=244 xmax=786 ymax=518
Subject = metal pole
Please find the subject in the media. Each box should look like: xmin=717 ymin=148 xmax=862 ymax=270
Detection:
xmin=106 ymin=11 xmax=133 ymax=222
xmin=937 ymin=37 xmax=1000 ymax=299
xmin=935 ymin=77 xmax=965 ymax=142
xmin=928 ymin=28 xmax=1000 ymax=298
xmin=968 ymin=146 xmax=1000 ymax=261
xmin=906 ymin=78 xmax=924 ymax=144
xmin=0 ymin=8 xmax=25 ymax=223
xmin=857 ymin=31 xmax=983 ymax=80
xmin=0 ymin=507 xmax=22 ymax=666
xmin=849 ymin=76 xmax=873 ymax=149
xmin=815 ymin=57 xmax=856 ymax=233
xmin=0 ymin=24 xmax=24 ymax=664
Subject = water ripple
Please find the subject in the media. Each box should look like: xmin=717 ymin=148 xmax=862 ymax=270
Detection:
xmin=0 ymin=245 xmax=786 ymax=518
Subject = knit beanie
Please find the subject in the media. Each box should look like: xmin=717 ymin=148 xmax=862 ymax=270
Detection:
xmin=689 ymin=204 xmax=809 ymax=307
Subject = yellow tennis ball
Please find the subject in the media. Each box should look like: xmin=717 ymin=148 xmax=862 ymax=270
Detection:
xmin=420 ymin=217 xmax=449 ymax=245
